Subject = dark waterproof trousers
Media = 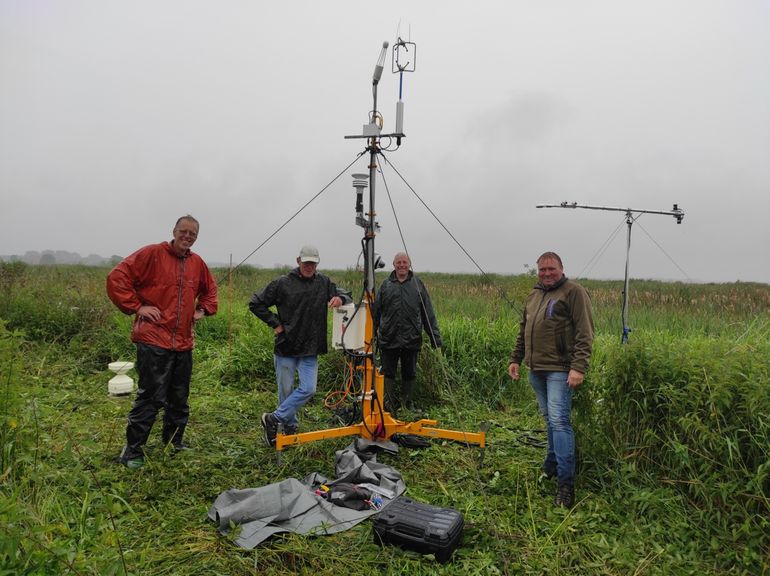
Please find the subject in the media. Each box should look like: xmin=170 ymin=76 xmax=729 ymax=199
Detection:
xmin=379 ymin=347 xmax=419 ymax=380
xmin=380 ymin=348 xmax=420 ymax=411
xmin=122 ymin=342 xmax=192 ymax=460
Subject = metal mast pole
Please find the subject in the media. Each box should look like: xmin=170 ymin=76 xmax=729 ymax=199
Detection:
xmin=537 ymin=201 xmax=684 ymax=343
xmin=621 ymin=210 xmax=633 ymax=343
xmin=363 ymin=42 xmax=389 ymax=295
xmin=364 ymin=140 xmax=377 ymax=294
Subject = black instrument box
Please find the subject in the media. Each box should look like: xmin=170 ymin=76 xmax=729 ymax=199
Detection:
xmin=373 ymin=496 xmax=464 ymax=563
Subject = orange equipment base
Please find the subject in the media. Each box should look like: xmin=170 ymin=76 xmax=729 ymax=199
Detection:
xmin=273 ymin=327 xmax=485 ymax=452
xmin=275 ymin=411 xmax=486 ymax=451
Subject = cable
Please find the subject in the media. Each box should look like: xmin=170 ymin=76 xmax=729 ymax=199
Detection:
xmin=323 ymin=357 xmax=359 ymax=409
xmin=379 ymin=136 xmax=400 ymax=152
xmin=325 ymin=281 xmax=370 ymax=409
xmin=490 ymin=423 xmax=547 ymax=448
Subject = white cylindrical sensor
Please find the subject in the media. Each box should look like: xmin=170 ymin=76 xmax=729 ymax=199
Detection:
xmin=395 ymin=100 xmax=404 ymax=134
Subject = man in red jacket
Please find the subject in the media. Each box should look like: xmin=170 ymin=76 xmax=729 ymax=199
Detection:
xmin=107 ymin=215 xmax=218 ymax=468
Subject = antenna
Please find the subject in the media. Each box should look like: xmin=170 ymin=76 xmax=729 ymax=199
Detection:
xmin=392 ymin=36 xmax=416 ymax=146
xmin=536 ymin=202 xmax=685 ymax=343
xmin=273 ymin=39 xmax=485 ymax=453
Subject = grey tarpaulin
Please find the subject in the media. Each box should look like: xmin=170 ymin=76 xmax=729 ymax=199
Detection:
xmin=208 ymin=444 xmax=405 ymax=549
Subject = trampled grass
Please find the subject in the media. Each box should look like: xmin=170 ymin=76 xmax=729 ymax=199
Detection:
xmin=0 ymin=262 xmax=768 ymax=575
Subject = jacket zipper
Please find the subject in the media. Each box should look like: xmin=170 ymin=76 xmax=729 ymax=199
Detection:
xmin=528 ymin=290 xmax=548 ymax=369
xmin=172 ymin=257 xmax=185 ymax=350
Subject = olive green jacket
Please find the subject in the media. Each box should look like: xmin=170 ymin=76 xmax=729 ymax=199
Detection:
xmin=510 ymin=276 xmax=594 ymax=374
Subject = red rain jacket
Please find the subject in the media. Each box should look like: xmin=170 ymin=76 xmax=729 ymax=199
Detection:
xmin=106 ymin=241 xmax=218 ymax=351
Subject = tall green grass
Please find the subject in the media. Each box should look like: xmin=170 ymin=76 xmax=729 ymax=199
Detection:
xmin=0 ymin=263 xmax=768 ymax=574
xmin=575 ymin=329 xmax=770 ymax=571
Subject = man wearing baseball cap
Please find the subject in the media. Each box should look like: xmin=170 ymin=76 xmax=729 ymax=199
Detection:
xmin=248 ymin=245 xmax=351 ymax=446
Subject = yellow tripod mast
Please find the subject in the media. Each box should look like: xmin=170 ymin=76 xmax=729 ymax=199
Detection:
xmin=275 ymin=40 xmax=485 ymax=452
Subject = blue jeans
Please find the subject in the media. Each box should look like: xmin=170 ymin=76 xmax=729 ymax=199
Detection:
xmin=529 ymin=370 xmax=575 ymax=486
xmin=272 ymin=355 xmax=318 ymax=428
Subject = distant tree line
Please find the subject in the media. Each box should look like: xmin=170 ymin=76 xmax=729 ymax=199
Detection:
xmin=0 ymin=250 xmax=122 ymax=266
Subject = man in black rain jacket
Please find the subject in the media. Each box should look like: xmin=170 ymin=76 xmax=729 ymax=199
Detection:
xmin=249 ymin=245 xmax=351 ymax=446
xmin=373 ymin=252 xmax=441 ymax=412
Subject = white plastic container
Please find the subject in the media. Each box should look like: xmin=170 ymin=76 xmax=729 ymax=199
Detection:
xmin=332 ymin=303 xmax=366 ymax=351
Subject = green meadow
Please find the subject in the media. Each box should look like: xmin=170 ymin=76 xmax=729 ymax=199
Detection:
xmin=1 ymin=262 xmax=768 ymax=575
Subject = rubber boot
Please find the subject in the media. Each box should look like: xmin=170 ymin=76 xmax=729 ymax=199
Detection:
xmin=162 ymin=423 xmax=186 ymax=449
xmin=384 ymin=377 xmax=398 ymax=414
xmin=401 ymin=378 xmax=416 ymax=412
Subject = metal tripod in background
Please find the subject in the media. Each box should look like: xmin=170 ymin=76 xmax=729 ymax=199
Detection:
xmin=537 ymin=201 xmax=685 ymax=343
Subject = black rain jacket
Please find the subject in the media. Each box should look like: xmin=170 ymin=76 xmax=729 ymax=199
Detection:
xmin=373 ymin=270 xmax=442 ymax=350
xmin=249 ymin=268 xmax=351 ymax=357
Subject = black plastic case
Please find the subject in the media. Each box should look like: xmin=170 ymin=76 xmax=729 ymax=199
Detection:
xmin=373 ymin=496 xmax=464 ymax=563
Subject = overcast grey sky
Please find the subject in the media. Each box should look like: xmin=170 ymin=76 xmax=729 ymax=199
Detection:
xmin=2 ymin=0 xmax=769 ymax=283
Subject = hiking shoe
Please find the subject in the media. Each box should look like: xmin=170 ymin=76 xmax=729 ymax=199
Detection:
xmin=172 ymin=442 xmax=192 ymax=452
xmin=261 ymin=412 xmax=279 ymax=447
xmin=114 ymin=455 xmax=144 ymax=469
xmin=113 ymin=453 xmax=145 ymax=469
xmin=554 ymin=483 xmax=575 ymax=508
xmin=284 ymin=425 xmax=298 ymax=436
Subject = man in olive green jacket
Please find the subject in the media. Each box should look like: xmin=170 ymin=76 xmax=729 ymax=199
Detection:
xmin=508 ymin=251 xmax=594 ymax=508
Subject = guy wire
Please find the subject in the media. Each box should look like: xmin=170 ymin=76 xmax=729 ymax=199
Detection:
xmin=377 ymin=155 xmax=495 ymax=474
xmin=577 ymin=213 xmax=691 ymax=282
xmin=576 ymin=216 xmax=626 ymax=279
xmin=635 ymin=219 xmax=691 ymax=281
xmin=215 ymin=151 xmax=366 ymax=284
xmin=381 ymin=153 xmax=520 ymax=316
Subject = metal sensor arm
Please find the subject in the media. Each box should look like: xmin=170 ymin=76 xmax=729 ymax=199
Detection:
xmin=537 ymin=202 xmax=685 ymax=223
